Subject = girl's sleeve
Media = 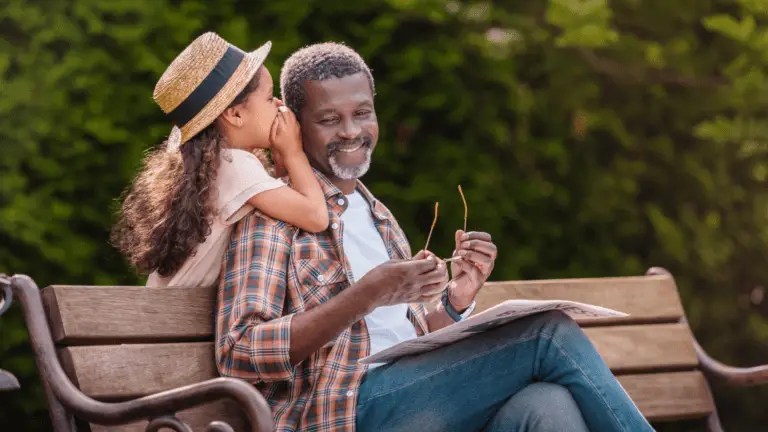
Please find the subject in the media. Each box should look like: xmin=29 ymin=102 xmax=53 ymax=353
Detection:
xmin=216 ymin=149 xmax=286 ymax=225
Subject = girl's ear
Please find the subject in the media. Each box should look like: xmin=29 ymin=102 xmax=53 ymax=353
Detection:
xmin=220 ymin=105 xmax=243 ymax=128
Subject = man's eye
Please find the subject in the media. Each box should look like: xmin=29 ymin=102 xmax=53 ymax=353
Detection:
xmin=356 ymin=110 xmax=371 ymax=116
xmin=320 ymin=117 xmax=339 ymax=124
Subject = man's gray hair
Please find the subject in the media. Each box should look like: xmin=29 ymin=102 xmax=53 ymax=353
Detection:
xmin=279 ymin=42 xmax=375 ymax=116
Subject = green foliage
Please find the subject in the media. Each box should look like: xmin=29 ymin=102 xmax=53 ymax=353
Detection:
xmin=1 ymin=0 xmax=768 ymax=430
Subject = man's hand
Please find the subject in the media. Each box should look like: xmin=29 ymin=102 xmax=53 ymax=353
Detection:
xmin=448 ymin=230 xmax=497 ymax=310
xmin=355 ymin=254 xmax=448 ymax=309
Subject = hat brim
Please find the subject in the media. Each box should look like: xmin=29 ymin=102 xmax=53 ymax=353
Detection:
xmin=167 ymin=41 xmax=272 ymax=151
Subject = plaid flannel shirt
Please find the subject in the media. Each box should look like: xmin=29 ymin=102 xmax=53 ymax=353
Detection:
xmin=215 ymin=172 xmax=429 ymax=432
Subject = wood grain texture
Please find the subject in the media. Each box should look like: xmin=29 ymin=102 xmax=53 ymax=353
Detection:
xmin=86 ymin=372 xmax=713 ymax=431
xmin=60 ymin=343 xmax=217 ymax=399
xmin=618 ymin=371 xmax=714 ymax=421
xmin=475 ymin=274 xmax=684 ymax=325
xmin=62 ymin=324 xmax=697 ymax=399
xmin=43 ymin=274 xmax=684 ymax=344
xmin=586 ymin=323 xmax=698 ymax=373
xmin=89 ymin=399 xmax=248 ymax=432
xmin=42 ymin=285 xmax=216 ymax=344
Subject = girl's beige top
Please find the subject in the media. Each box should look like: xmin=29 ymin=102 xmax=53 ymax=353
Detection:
xmin=146 ymin=148 xmax=285 ymax=288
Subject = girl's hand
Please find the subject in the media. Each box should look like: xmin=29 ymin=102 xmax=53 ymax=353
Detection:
xmin=270 ymin=99 xmax=302 ymax=155
xmin=272 ymin=149 xmax=288 ymax=178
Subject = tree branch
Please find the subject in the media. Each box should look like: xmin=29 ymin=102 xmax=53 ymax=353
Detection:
xmin=576 ymin=49 xmax=729 ymax=89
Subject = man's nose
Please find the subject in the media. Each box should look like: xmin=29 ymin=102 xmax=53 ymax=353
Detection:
xmin=338 ymin=118 xmax=361 ymax=140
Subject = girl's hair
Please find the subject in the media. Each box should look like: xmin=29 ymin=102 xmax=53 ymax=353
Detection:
xmin=111 ymin=71 xmax=271 ymax=277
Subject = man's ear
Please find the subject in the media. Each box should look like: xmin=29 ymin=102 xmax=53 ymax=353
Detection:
xmin=219 ymin=105 xmax=243 ymax=128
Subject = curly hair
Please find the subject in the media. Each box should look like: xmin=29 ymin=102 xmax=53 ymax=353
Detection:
xmin=111 ymin=71 xmax=266 ymax=277
xmin=279 ymin=42 xmax=375 ymax=117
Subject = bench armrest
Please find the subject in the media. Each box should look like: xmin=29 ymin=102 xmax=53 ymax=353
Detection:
xmin=0 ymin=370 xmax=20 ymax=392
xmin=694 ymin=339 xmax=768 ymax=387
xmin=645 ymin=267 xmax=768 ymax=388
xmin=6 ymin=274 xmax=273 ymax=432
xmin=0 ymin=278 xmax=21 ymax=392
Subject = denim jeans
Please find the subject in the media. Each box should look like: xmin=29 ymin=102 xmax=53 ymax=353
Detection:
xmin=356 ymin=310 xmax=655 ymax=432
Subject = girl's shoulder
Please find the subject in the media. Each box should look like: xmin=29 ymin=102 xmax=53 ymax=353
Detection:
xmin=221 ymin=148 xmax=275 ymax=177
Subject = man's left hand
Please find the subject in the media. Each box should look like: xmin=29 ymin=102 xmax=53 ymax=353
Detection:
xmin=448 ymin=230 xmax=497 ymax=310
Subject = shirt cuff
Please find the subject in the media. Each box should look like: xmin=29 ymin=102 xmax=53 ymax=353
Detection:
xmin=249 ymin=313 xmax=295 ymax=382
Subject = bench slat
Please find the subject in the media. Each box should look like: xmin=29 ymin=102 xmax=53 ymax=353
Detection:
xmin=585 ymin=323 xmax=697 ymax=373
xmin=61 ymin=324 xmax=698 ymax=399
xmin=619 ymin=371 xmax=714 ymax=422
xmin=43 ymin=274 xmax=683 ymax=344
xmin=59 ymin=343 xmax=216 ymax=399
xmin=87 ymin=371 xmax=712 ymax=431
xmin=43 ymin=285 xmax=216 ymax=344
xmin=476 ymin=275 xmax=684 ymax=325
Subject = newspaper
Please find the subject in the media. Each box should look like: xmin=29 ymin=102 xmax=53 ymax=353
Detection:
xmin=359 ymin=299 xmax=628 ymax=365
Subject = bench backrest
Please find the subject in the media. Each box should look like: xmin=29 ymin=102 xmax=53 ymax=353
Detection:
xmin=41 ymin=272 xmax=714 ymax=431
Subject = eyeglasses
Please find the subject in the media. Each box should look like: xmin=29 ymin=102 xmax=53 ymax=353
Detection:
xmin=424 ymin=185 xmax=467 ymax=262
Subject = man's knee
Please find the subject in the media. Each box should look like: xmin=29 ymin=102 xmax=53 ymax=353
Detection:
xmin=508 ymin=382 xmax=576 ymax=416
xmin=491 ymin=383 xmax=588 ymax=432
xmin=542 ymin=309 xmax=577 ymax=325
xmin=522 ymin=309 xmax=579 ymax=333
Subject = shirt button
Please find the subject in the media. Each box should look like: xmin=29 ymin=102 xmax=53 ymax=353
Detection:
xmin=346 ymin=391 xmax=354 ymax=397
xmin=318 ymin=275 xmax=325 ymax=282
xmin=331 ymin=222 xmax=339 ymax=230
xmin=338 ymin=198 xmax=346 ymax=206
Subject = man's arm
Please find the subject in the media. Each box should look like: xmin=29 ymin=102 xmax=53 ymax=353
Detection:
xmin=424 ymin=283 xmax=467 ymax=332
xmin=215 ymin=214 xmax=298 ymax=382
xmin=215 ymin=215 xmax=374 ymax=383
xmin=215 ymin=215 xmax=445 ymax=382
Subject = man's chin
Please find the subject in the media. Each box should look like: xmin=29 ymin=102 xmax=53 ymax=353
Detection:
xmin=329 ymin=151 xmax=372 ymax=180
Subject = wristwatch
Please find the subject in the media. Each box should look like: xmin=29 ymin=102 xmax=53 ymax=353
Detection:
xmin=441 ymin=287 xmax=476 ymax=322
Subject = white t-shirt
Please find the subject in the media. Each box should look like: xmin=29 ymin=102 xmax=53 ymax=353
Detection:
xmin=146 ymin=148 xmax=285 ymax=288
xmin=340 ymin=191 xmax=417 ymax=366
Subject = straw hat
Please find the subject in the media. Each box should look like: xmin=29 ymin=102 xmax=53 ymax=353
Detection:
xmin=153 ymin=32 xmax=271 ymax=151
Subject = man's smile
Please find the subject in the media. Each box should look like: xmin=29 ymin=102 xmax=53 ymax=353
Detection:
xmin=336 ymin=143 xmax=363 ymax=153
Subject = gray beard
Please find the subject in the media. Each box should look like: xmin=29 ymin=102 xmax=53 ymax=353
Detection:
xmin=328 ymin=146 xmax=372 ymax=180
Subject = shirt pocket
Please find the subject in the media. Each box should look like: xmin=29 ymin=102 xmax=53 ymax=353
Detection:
xmin=293 ymin=258 xmax=348 ymax=307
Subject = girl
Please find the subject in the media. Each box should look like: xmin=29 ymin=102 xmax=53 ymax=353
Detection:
xmin=111 ymin=32 xmax=328 ymax=288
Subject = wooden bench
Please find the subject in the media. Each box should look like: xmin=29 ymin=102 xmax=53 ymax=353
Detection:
xmin=5 ymin=267 xmax=768 ymax=431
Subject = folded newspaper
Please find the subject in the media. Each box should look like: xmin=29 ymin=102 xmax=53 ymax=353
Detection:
xmin=359 ymin=299 xmax=628 ymax=365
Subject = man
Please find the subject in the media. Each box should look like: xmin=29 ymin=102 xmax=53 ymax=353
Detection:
xmin=215 ymin=43 xmax=654 ymax=432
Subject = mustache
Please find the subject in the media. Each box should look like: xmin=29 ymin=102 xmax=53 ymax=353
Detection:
xmin=327 ymin=135 xmax=373 ymax=154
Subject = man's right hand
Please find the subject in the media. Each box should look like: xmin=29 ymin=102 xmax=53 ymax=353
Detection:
xmin=356 ymin=255 xmax=448 ymax=309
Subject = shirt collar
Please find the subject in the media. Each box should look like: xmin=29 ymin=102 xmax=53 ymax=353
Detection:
xmin=312 ymin=170 xmax=388 ymax=221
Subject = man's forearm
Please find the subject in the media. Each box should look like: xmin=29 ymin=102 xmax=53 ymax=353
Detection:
xmin=426 ymin=304 xmax=456 ymax=332
xmin=425 ymin=290 xmax=474 ymax=332
xmin=289 ymin=284 xmax=376 ymax=365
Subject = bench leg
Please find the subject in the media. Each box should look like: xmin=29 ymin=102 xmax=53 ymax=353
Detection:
xmin=39 ymin=369 xmax=76 ymax=432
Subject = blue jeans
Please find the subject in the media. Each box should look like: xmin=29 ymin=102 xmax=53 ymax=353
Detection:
xmin=356 ymin=310 xmax=654 ymax=432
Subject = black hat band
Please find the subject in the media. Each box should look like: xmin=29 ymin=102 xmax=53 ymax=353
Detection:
xmin=166 ymin=46 xmax=245 ymax=127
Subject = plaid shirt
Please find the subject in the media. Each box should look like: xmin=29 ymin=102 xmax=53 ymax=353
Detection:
xmin=215 ymin=172 xmax=429 ymax=432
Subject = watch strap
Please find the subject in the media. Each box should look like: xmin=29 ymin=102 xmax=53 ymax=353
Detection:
xmin=441 ymin=288 xmax=476 ymax=322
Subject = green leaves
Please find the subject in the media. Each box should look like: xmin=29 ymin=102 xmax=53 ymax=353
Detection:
xmin=703 ymin=14 xmax=756 ymax=43
xmin=546 ymin=0 xmax=619 ymax=47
